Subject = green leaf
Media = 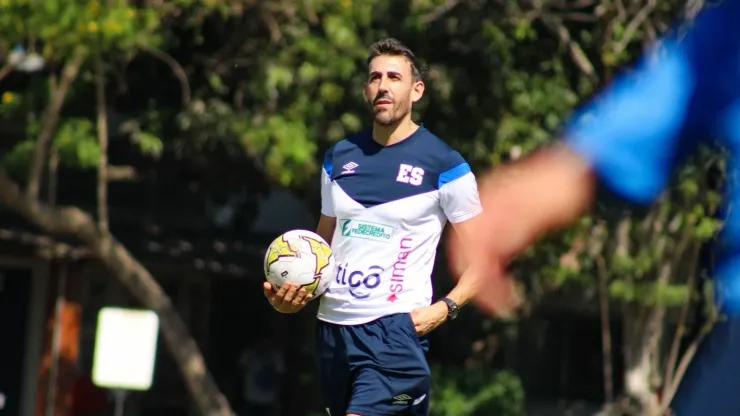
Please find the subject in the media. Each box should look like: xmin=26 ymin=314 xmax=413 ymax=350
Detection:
xmin=2 ymin=140 xmax=36 ymax=177
xmin=53 ymin=118 xmax=99 ymax=169
xmin=133 ymin=132 xmax=164 ymax=158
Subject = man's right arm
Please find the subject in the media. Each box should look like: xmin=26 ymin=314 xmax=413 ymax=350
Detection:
xmin=264 ymin=147 xmax=337 ymax=313
xmin=316 ymin=214 xmax=336 ymax=245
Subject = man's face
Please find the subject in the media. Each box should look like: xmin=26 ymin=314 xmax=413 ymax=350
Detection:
xmin=363 ymin=55 xmax=424 ymax=126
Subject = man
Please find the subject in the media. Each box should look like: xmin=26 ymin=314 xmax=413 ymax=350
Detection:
xmin=447 ymin=1 xmax=740 ymax=414
xmin=263 ymin=38 xmax=484 ymax=416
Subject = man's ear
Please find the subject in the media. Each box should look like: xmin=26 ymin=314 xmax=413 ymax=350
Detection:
xmin=411 ymin=80 xmax=425 ymax=103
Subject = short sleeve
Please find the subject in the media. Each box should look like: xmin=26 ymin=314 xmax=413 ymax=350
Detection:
xmin=321 ymin=148 xmax=335 ymax=217
xmin=565 ymin=40 xmax=698 ymax=204
xmin=438 ymin=154 xmax=482 ymax=223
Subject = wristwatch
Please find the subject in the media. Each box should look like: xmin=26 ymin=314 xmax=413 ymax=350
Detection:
xmin=440 ymin=297 xmax=459 ymax=320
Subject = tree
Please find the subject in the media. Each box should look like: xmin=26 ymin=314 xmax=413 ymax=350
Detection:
xmin=0 ymin=1 xmax=237 ymax=415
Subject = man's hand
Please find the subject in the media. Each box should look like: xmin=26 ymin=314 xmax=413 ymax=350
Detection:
xmin=263 ymin=282 xmax=313 ymax=313
xmin=447 ymin=145 xmax=593 ymax=316
xmin=410 ymin=302 xmax=448 ymax=336
xmin=468 ymin=274 xmax=523 ymax=318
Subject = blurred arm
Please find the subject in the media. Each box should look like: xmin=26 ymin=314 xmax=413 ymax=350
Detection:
xmin=476 ymin=20 xmax=721 ymax=261
xmin=458 ymin=23 xmax=724 ymax=312
xmin=471 ymin=145 xmax=596 ymax=264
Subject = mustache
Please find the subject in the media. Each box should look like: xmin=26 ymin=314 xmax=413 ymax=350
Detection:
xmin=373 ymin=94 xmax=393 ymax=104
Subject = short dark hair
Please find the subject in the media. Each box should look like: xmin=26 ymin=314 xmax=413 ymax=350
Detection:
xmin=366 ymin=38 xmax=424 ymax=81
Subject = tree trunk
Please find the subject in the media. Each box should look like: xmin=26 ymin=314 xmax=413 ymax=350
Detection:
xmin=26 ymin=46 xmax=86 ymax=201
xmin=0 ymin=169 xmax=235 ymax=416
xmin=594 ymin=254 xmax=614 ymax=407
xmin=623 ymin=303 xmax=665 ymax=416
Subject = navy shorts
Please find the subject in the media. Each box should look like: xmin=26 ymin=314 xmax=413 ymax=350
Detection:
xmin=316 ymin=313 xmax=431 ymax=416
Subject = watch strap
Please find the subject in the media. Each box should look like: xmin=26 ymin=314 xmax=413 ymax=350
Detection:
xmin=440 ymin=297 xmax=459 ymax=320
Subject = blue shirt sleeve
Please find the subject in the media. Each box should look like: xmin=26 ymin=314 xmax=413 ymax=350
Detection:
xmin=565 ymin=0 xmax=740 ymax=203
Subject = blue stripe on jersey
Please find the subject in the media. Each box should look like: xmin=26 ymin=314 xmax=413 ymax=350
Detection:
xmin=438 ymin=163 xmax=471 ymax=188
xmin=325 ymin=128 xmax=467 ymax=208
xmin=323 ymin=146 xmax=334 ymax=177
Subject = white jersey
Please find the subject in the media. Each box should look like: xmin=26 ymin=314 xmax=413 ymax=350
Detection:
xmin=317 ymin=127 xmax=482 ymax=325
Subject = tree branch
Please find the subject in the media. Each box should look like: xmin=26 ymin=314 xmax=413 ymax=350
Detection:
xmin=47 ymin=148 xmax=59 ymax=206
xmin=614 ymin=0 xmax=627 ymax=22
xmin=95 ymin=57 xmax=109 ymax=233
xmin=684 ymin=0 xmax=705 ymax=20
xmin=660 ymin=302 xmax=717 ymax=416
xmin=557 ymin=11 xmax=600 ymax=22
xmin=560 ymin=0 xmax=598 ymax=9
xmin=26 ymin=46 xmax=87 ymax=201
xmin=106 ymin=165 xmax=139 ymax=182
xmin=420 ymin=0 xmax=461 ymax=24
xmin=0 ymin=63 xmax=14 ymax=84
xmin=612 ymin=0 xmax=658 ymax=56
xmin=541 ymin=15 xmax=598 ymax=81
xmin=0 ymin=167 xmax=235 ymax=416
xmin=596 ymin=255 xmax=614 ymax=404
xmin=302 ymin=0 xmax=318 ymax=23
xmin=140 ymin=45 xmax=191 ymax=106
xmin=661 ymin=243 xmax=700 ymax=408
xmin=261 ymin=8 xmax=283 ymax=43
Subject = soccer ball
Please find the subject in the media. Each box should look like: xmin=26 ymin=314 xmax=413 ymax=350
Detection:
xmin=263 ymin=229 xmax=335 ymax=298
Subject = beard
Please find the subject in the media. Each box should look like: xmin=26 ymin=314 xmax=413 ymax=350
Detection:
xmin=368 ymin=95 xmax=410 ymax=126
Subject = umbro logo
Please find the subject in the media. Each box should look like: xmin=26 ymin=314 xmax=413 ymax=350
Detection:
xmin=342 ymin=161 xmax=358 ymax=174
xmin=392 ymin=393 xmax=413 ymax=405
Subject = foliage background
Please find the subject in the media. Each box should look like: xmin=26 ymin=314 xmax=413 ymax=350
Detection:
xmin=0 ymin=0 xmax=721 ymax=415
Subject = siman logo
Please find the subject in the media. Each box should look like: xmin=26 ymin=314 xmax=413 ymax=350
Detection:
xmin=340 ymin=219 xmax=394 ymax=242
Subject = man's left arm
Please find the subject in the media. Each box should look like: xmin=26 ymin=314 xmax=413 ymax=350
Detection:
xmin=411 ymin=159 xmax=492 ymax=335
xmin=444 ymin=216 xmax=490 ymax=305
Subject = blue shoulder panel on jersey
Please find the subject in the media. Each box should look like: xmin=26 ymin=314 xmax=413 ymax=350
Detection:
xmin=438 ymin=163 xmax=471 ymax=188
xmin=331 ymin=127 xmax=465 ymax=208
xmin=323 ymin=145 xmax=334 ymax=177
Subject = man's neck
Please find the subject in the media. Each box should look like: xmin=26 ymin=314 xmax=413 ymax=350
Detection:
xmin=372 ymin=117 xmax=419 ymax=146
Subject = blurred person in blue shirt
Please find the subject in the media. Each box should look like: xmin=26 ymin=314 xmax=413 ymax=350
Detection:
xmin=448 ymin=1 xmax=740 ymax=414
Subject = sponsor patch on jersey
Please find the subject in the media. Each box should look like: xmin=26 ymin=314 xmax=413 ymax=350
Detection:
xmin=340 ymin=219 xmax=394 ymax=242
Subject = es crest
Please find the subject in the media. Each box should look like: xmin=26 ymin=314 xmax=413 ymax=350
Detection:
xmin=396 ymin=164 xmax=424 ymax=186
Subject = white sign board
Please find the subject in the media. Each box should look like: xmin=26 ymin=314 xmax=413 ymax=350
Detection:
xmin=92 ymin=307 xmax=160 ymax=391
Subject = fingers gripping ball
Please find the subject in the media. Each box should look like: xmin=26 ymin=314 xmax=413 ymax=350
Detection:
xmin=264 ymin=229 xmax=335 ymax=298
